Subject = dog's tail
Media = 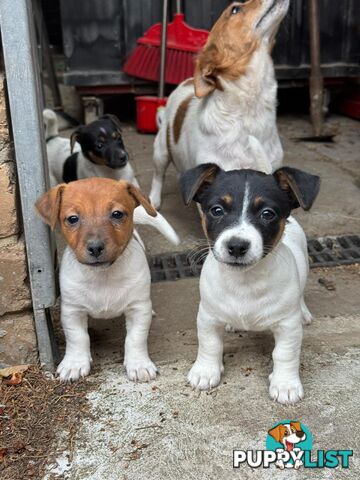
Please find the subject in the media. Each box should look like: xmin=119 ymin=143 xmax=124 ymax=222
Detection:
xmin=133 ymin=206 xmax=180 ymax=246
xmin=43 ymin=109 xmax=59 ymax=140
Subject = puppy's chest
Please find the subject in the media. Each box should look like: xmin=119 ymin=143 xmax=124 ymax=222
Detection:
xmin=203 ymin=276 xmax=289 ymax=331
xmin=73 ymin=276 xmax=132 ymax=318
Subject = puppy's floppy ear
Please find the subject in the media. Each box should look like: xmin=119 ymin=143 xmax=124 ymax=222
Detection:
xmin=268 ymin=424 xmax=284 ymax=443
xmin=274 ymin=167 xmax=320 ymax=211
xmin=180 ymin=163 xmax=220 ymax=206
xmin=194 ymin=59 xmax=217 ymax=98
xmin=127 ymin=183 xmax=157 ymax=217
xmin=70 ymin=127 xmax=83 ymax=153
xmin=35 ymin=184 xmax=66 ymax=230
xmin=101 ymin=114 xmax=122 ymax=134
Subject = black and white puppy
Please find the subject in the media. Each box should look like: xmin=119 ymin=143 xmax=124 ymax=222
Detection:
xmin=180 ymin=164 xmax=320 ymax=404
xmin=44 ymin=109 xmax=136 ymax=187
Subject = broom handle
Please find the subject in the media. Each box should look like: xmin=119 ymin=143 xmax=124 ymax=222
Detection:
xmin=176 ymin=0 xmax=181 ymax=14
xmin=159 ymin=0 xmax=169 ymax=98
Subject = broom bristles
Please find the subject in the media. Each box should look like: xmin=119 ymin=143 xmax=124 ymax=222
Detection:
xmin=123 ymin=44 xmax=197 ymax=85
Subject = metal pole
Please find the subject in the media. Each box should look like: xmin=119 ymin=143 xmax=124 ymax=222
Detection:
xmin=0 ymin=0 xmax=57 ymax=370
xmin=159 ymin=0 xmax=169 ymax=98
xmin=176 ymin=0 xmax=182 ymax=14
xmin=308 ymin=0 xmax=323 ymax=137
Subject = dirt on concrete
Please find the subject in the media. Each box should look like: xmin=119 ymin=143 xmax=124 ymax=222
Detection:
xmin=41 ymin=264 xmax=360 ymax=480
xmin=0 ymin=366 xmax=94 ymax=480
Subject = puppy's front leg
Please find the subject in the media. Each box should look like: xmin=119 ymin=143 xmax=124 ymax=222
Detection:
xmin=188 ymin=304 xmax=224 ymax=390
xmin=124 ymin=300 xmax=158 ymax=382
xmin=57 ymin=303 xmax=92 ymax=382
xmin=269 ymin=316 xmax=304 ymax=405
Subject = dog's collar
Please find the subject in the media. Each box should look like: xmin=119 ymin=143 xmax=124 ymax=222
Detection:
xmin=46 ymin=135 xmax=59 ymax=143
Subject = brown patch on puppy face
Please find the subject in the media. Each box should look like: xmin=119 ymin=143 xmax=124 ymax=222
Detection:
xmin=173 ymin=96 xmax=192 ymax=143
xmin=35 ymin=178 xmax=156 ymax=266
xmin=201 ymin=214 xmax=209 ymax=240
xmin=194 ymin=1 xmax=262 ymax=97
xmin=254 ymin=196 xmax=264 ymax=207
xmin=222 ymin=194 xmax=233 ymax=205
xmin=270 ymin=217 xmax=286 ymax=249
xmin=86 ymin=151 xmax=108 ymax=166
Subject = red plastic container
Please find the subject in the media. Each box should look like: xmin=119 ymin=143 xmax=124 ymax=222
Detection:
xmin=136 ymin=96 xmax=167 ymax=134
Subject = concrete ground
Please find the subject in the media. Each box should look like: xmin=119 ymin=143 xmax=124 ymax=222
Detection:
xmin=46 ymin=114 xmax=360 ymax=479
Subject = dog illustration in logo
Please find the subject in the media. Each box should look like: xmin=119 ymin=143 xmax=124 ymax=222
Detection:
xmin=268 ymin=422 xmax=306 ymax=469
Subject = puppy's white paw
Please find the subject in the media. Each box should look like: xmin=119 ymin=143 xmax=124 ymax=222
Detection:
xmin=187 ymin=361 xmax=223 ymax=390
xmin=225 ymin=324 xmax=242 ymax=333
xmin=301 ymin=300 xmax=313 ymax=325
xmin=57 ymin=355 xmax=91 ymax=382
xmin=269 ymin=377 xmax=304 ymax=405
xmin=302 ymin=310 xmax=313 ymax=326
xmin=126 ymin=359 xmax=158 ymax=382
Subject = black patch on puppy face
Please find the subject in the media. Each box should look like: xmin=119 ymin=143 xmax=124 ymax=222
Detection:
xmin=180 ymin=164 xmax=320 ymax=263
xmin=71 ymin=115 xmax=128 ymax=169
xmin=198 ymin=169 xmax=290 ymax=252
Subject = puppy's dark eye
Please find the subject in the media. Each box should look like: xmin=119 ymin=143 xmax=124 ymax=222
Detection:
xmin=111 ymin=210 xmax=124 ymax=220
xmin=67 ymin=215 xmax=79 ymax=225
xmin=260 ymin=209 xmax=276 ymax=221
xmin=96 ymin=142 xmax=104 ymax=149
xmin=283 ymin=430 xmax=289 ymax=437
xmin=231 ymin=2 xmax=245 ymax=15
xmin=210 ymin=205 xmax=225 ymax=217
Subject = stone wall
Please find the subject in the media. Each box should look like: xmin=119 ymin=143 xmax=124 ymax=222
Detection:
xmin=0 ymin=73 xmax=37 ymax=367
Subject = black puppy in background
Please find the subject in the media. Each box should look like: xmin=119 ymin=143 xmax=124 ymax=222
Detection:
xmin=44 ymin=110 xmax=138 ymax=187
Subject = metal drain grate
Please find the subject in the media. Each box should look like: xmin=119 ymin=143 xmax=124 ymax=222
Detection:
xmin=149 ymin=235 xmax=360 ymax=283
xmin=307 ymin=235 xmax=360 ymax=267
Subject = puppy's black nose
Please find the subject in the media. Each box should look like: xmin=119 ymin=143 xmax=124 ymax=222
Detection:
xmin=227 ymin=239 xmax=250 ymax=258
xmin=87 ymin=240 xmax=105 ymax=258
xmin=296 ymin=430 xmax=304 ymax=438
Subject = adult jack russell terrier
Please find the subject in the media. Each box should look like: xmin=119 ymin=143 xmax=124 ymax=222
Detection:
xmin=43 ymin=109 xmax=179 ymax=245
xmin=150 ymin=0 xmax=289 ymax=208
xmin=180 ymin=164 xmax=320 ymax=404
xmin=36 ymin=178 xmax=171 ymax=382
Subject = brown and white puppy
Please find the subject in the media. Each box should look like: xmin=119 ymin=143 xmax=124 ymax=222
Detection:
xmin=36 ymin=178 xmax=159 ymax=382
xmin=43 ymin=109 xmax=180 ymax=246
xmin=150 ymin=0 xmax=289 ymax=208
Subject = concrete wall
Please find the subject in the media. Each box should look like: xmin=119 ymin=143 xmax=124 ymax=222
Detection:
xmin=0 ymin=73 xmax=37 ymax=367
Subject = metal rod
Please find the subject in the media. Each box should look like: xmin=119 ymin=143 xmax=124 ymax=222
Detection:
xmin=308 ymin=0 xmax=323 ymax=137
xmin=0 ymin=0 xmax=57 ymax=370
xmin=159 ymin=0 xmax=169 ymax=98
xmin=176 ymin=0 xmax=182 ymax=14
